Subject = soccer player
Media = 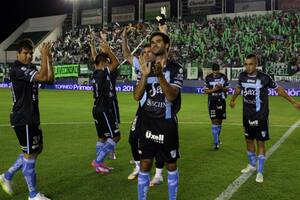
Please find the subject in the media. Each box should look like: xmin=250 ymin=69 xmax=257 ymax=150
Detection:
xmin=134 ymin=31 xmax=183 ymax=199
xmin=204 ymin=63 xmax=229 ymax=149
xmin=122 ymin=27 xmax=165 ymax=185
xmin=89 ymin=37 xmax=121 ymax=174
xmin=230 ymin=54 xmax=300 ymax=183
xmin=0 ymin=39 xmax=54 ymax=200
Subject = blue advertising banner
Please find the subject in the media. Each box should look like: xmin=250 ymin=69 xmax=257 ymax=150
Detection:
xmin=1 ymin=82 xmax=300 ymax=96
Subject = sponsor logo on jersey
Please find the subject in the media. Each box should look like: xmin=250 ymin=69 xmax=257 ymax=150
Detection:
xmin=248 ymin=119 xmax=258 ymax=126
xmin=145 ymin=130 xmax=164 ymax=144
xmin=131 ymin=116 xmax=137 ymax=131
xmin=243 ymin=88 xmax=257 ymax=97
xmin=246 ymin=79 xmax=256 ymax=83
xmin=146 ymin=99 xmax=166 ymax=108
xmin=149 ymin=82 xmax=163 ymax=97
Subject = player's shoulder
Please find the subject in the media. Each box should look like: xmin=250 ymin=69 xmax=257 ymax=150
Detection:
xmin=167 ymin=60 xmax=182 ymax=70
xmin=9 ymin=61 xmax=25 ymax=75
xmin=205 ymin=73 xmax=213 ymax=80
xmin=239 ymin=71 xmax=247 ymax=77
xmin=238 ymin=71 xmax=248 ymax=79
xmin=257 ymin=71 xmax=272 ymax=79
xmin=220 ymin=73 xmax=228 ymax=79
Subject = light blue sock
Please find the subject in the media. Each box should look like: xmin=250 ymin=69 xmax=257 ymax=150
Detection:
xmin=168 ymin=169 xmax=179 ymax=200
xmin=22 ymin=158 xmax=38 ymax=198
xmin=211 ymin=125 xmax=219 ymax=145
xmin=96 ymin=141 xmax=105 ymax=155
xmin=5 ymin=153 xmax=23 ymax=181
xmin=257 ymin=154 xmax=266 ymax=173
xmin=138 ymin=172 xmax=150 ymax=200
xmin=247 ymin=151 xmax=257 ymax=167
xmin=217 ymin=125 xmax=222 ymax=136
xmin=95 ymin=138 xmax=116 ymax=163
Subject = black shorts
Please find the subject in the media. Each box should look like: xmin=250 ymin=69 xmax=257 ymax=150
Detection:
xmin=14 ymin=124 xmax=43 ymax=154
xmin=137 ymin=114 xmax=180 ymax=163
xmin=112 ymin=100 xmax=120 ymax=124
xmin=243 ymin=117 xmax=269 ymax=141
xmin=93 ymin=110 xmax=120 ymax=139
xmin=129 ymin=115 xmax=139 ymax=145
xmin=208 ymin=98 xmax=226 ymax=120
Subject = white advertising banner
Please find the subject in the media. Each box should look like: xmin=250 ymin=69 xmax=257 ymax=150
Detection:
xmin=111 ymin=5 xmax=135 ymax=22
xmin=234 ymin=0 xmax=266 ymax=12
xmin=81 ymin=9 xmax=102 ymax=25
xmin=188 ymin=0 xmax=216 ymax=8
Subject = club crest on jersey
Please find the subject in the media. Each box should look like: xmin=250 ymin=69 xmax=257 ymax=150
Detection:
xmin=170 ymin=150 xmax=177 ymax=158
xmin=21 ymin=67 xmax=27 ymax=71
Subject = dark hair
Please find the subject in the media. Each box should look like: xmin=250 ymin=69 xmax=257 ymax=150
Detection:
xmin=16 ymin=39 xmax=34 ymax=53
xmin=143 ymin=43 xmax=151 ymax=48
xmin=150 ymin=31 xmax=170 ymax=46
xmin=212 ymin=63 xmax=220 ymax=71
xmin=245 ymin=53 xmax=258 ymax=64
xmin=246 ymin=53 xmax=257 ymax=60
xmin=95 ymin=52 xmax=110 ymax=65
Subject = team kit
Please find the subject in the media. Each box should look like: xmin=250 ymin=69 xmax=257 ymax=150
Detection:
xmin=1 ymin=26 xmax=300 ymax=200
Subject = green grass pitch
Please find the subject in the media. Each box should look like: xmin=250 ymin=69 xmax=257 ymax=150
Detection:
xmin=0 ymin=88 xmax=299 ymax=200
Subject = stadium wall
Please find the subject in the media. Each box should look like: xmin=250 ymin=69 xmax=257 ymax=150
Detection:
xmin=0 ymin=15 xmax=66 ymax=63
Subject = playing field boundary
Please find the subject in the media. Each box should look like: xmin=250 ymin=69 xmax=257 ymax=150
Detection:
xmin=215 ymin=119 xmax=300 ymax=200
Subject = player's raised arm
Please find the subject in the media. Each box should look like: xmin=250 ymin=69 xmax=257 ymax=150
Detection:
xmin=121 ymin=26 xmax=134 ymax=65
xmin=47 ymin=43 xmax=54 ymax=83
xmin=34 ymin=42 xmax=51 ymax=83
xmin=89 ymin=32 xmax=97 ymax=61
xmin=230 ymin=85 xmax=241 ymax=108
xmin=133 ymin=54 xmax=151 ymax=101
xmin=155 ymin=57 xmax=180 ymax=102
xmin=100 ymin=40 xmax=119 ymax=72
xmin=276 ymin=86 xmax=300 ymax=110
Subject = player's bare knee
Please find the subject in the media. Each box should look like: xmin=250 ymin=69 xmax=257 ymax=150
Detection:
xmin=113 ymin=136 xmax=120 ymax=143
xmin=99 ymin=137 xmax=106 ymax=143
xmin=166 ymin=162 xmax=177 ymax=171
xmin=140 ymin=159 xmax=153 ymax=172
xmin=246 ymin=139 xmax=254 ymax=145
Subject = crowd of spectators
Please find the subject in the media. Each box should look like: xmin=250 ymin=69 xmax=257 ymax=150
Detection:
xmin=51 ymin=11 xmax=300 ymax=73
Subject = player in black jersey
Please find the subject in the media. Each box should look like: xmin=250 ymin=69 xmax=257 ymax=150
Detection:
xmin=89 ymin=37 xmax=121 ymax=174
xmin=0 ymin=39 xmax=54 ymax=200
xmin=204 ymin=63 xmax=229 ymax=149
xmin=122 ymin=27 xmax=165 ymax=185
xmin=135 ymin=31 xmax=183 ymax=200
xmin=230 ymin=54 xmax=300 ymax=183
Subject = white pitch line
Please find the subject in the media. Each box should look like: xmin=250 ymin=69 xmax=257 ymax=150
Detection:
xmin=0 ymin=121 xmax=299 ymax=128
xmin=215 ymin=119 xmax=300 ymax=200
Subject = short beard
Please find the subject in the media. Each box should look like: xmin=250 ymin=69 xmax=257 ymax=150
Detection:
xmin=153 ymin=49 xmax=165 ymax=56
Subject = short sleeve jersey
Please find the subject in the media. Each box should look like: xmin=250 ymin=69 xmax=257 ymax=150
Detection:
xmin=136 ymin=60 xmax=184 ymax=119
xmin=238 ymin=71 xmax=278 ymax=119
xmin=204 ymin=73 xmax=229 ymax=101
xmin=9 ymin=60 xmax=40 ymax=126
